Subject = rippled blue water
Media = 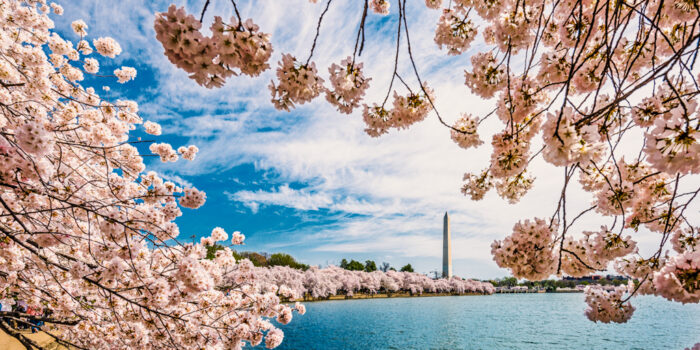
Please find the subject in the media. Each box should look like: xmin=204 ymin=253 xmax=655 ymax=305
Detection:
xmin=271 ymin=294 xmax=700 ymax=350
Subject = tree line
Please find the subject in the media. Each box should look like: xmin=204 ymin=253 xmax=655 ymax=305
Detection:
xmin=206 ymin=247 xmax=418 ymax=274
xmin=206 ymin=245 xmax=310 ymax=270
xmin=339 ymin=259 xmax=414 ymax=273
xmin=488 ymin=277 xmax=629 ymax=290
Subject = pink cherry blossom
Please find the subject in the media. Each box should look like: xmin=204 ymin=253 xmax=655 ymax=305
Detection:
xmin=231 ymin=231 xmax=246 ymax=245
xmin=325 ymin=57 xmax=371 ymax=114
xmin=461 ymin=170 xmax=493 ymax=200
xmin=71 ymin=20 xmax=87 ymax=36
xmin=178 ymin=145 xmax=199 ymax=161
xmin=114 ymin=66 xmax=137 ymax=83
xmin=180 ymin=187 xmax=207 ymax=208
xmin=584 ymin=285 xmax=635 ymax=323
xmin=154 ymin=5 xmax=272 ymax=88
xmin=144 ymin=121 xmax=162 ymax=135
xmin=270 ymin=54 xmax=324 ymax=111
xmin=15 ymin=121 xmax=53 ymax=156
xmin=93 ymin=37 xmax=121 ymax=57
xmin=370 ymin=0 xmax=390 ymax=15
xmin=653 ymin=250 xmax=700 ymax=303
xmin=425 ymin=0 xmax=442 ymax=9
xmin=451 ymin=113 xmax=483 ymax=149
xmin=465 ymin=52 xmax=506 ymax=99
xmin=491 ymin=218 xmax=558 ymax=280
xmin=0 ymin=2 xmax=297 ymax=348
xmin=434 ymin=8 xmax=477 ymax=55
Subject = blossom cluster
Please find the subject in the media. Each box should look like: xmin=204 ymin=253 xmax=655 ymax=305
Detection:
xmin=178 ymin=144 xmax=199 ymax=161
xmin=114 ymin=66 xmax=136 ymax=83
xmin=434 ymin=8 xmax=477 ymax=55
xmin=560 ymin=228 xmax=637 ymax=277
xmin=464 ymin=52 xmax=505 ymax=99
xmin=541 ymin=107 xmax=605 ymax=167
xmin=370 ymin=0 xmax=390 ymax=15
xmin=363 ymin=84 xmax=435 ymax=137
xmin=325 ymin=57 xmax=371 ymax=114
xmin=461 ymin=170 xmax=493 ymax=200
xmin=583 ymin=285 xmax=635 ymax=323
xmin=266 ymin=54 xmax=374 ymax=114
xmin=450 ymin=113 xmax=482 ymax=149
xmin=494 ymin=171 xmax=534 ymax=204
xmin=653 ymin=250 xmax=700 ymax=304
xmin=491 ymin=218 xmax=559 ymax=281
xmin=644 ymin=100 xmax=700 ymax=175
xmin=154 ymin=5 xmax=272 ymax=88
xmin=269 ymin=54 xmax=324 ymax=111
xmin=424 ymin=0 xmax=443 ymax=10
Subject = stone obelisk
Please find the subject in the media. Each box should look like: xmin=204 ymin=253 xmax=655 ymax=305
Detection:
xmin=442 ymin=212 xmax=452 ymax=278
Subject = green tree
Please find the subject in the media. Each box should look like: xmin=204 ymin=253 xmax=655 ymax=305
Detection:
xmin=245 ymin=252 xmax=268 ymax=267
xmin=268 ymin=253 xmax=309 ymax=270
xmin=346 ymin=259 xmax=365 ymax=271
xmin=231 ymin=250 xmax=243 ymax=261
xmin=205 ymin=244 xmax=225 ymax=260
xmin=268 ymin=253 xmax=296 ymax=267
xmin=364 ymin=260 xmax=377 ymax=272
xmin=542 ymin=279 xmax=558 ymax=291
xmin=340 ymin=259 xmax=349 ymax=269
xmin=400 ymin=264 xmax=414 ymax=272
xmin=502 ymin=277 xmax=518 ymax=287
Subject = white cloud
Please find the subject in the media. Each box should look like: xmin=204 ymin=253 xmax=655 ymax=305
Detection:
xmin=227 ymin=184 xmax=386 ymax=215
xmin=158 ymin=172 xmax=193 ymax=188
xmin=227 ymin=185 xmax=333 ymax=212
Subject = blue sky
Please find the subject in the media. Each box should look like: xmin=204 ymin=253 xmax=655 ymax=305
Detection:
xmin=50 ymin=0 xmax=672 ymax=279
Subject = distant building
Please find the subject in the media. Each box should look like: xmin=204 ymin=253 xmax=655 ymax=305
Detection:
xmin=442 ymin=212 xmax=452 ymax=278
xmin=563 ymin=275 xmax=625 ymax=282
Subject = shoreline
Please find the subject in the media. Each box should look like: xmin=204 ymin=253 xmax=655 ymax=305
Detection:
xmin=285 ymin=289 xmax=583 ymax=303
xmin=285 ymin=292 xmax=488 ymax=303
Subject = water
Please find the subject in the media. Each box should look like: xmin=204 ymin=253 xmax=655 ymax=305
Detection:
xmin=272 ymin=294 xmax=700 ymax=350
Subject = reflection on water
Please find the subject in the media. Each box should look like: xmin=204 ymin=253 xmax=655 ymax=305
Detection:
xmin=271 ymin=293 xmax=700 ymax=350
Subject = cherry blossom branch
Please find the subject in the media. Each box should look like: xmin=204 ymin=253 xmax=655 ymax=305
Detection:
xmin=306 ymin=0 xmax=334 ymax=66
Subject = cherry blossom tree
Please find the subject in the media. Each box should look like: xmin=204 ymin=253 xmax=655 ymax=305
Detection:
xmin=154 ymin=0 xmax=700 ymax=336
xmin=0 ymin=1 xmax=302 ymax=349
xmin=251 ymin=265 xmax=494 ymax=301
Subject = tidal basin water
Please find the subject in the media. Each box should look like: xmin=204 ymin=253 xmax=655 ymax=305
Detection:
xmin=274 ymin=293 xmax=700 ymax=350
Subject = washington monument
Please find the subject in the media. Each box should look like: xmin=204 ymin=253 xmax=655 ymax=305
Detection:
xmin=442 ymin=212 xmax=452 ymax=278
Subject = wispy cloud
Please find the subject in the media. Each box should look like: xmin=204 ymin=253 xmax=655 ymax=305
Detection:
xmin=227 ymin=185 xmax=332 ymax=212
xmin=158 ymin=172 xmax=193 ymax=188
